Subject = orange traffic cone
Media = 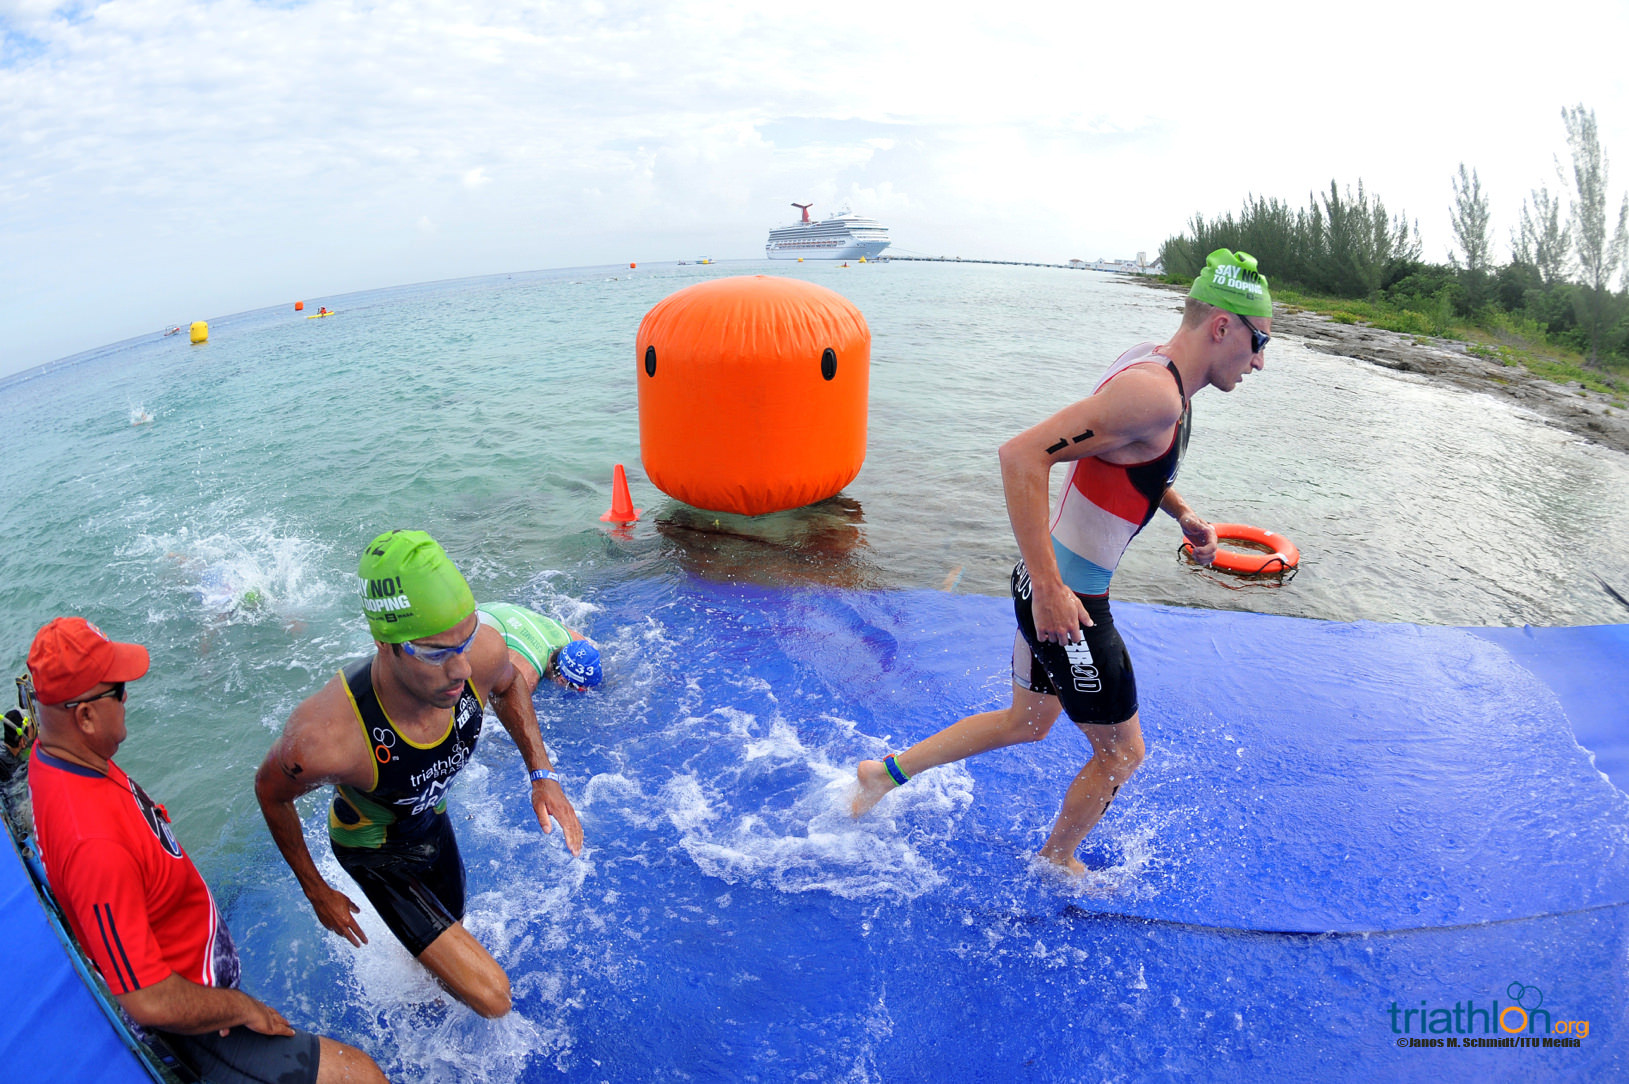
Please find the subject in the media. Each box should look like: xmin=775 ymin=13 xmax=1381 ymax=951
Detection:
xmin=600 ymin=464 xmax=642 ymax=524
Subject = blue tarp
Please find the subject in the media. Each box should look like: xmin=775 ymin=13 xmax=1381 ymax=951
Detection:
xmin=0 ymin=829 xmax=157 ymax=1082
xmin=12 ymin=583 xmax=1628 ymax=1081
xmin=1466 ymin=622 xmax=1629 ymax=793
xmin=234 ymin=582 xmax=1629 ymax=1081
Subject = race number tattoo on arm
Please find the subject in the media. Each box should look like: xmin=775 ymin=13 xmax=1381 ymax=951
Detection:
xmin=281 ymin=760 xmax=304 ymax=781
xmin=1046 ymin=429 xmax=1096 ymax=456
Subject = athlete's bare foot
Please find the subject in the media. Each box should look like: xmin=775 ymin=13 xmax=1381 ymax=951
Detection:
xmin=851 ymin=759 xmax=899 ymax=818
xmin=1037 ymin=850 xmax=1086 ymax=876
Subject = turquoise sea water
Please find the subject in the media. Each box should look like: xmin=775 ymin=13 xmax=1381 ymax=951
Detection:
xmin=3 ymin=260 xmax=1627 ymax=1080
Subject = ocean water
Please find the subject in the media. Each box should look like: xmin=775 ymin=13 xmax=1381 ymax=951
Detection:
xmin=3 ymin=260 xmax=1627 ymax=1081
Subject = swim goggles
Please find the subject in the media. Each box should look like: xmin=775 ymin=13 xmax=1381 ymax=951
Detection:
xmin=401 ymin=623 xmax=481 ymax=665
xmin=1238 ymin=314 xmax=1270 ymax=355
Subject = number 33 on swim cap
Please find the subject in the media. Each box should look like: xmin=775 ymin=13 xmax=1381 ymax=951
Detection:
xmin=357 ymin=530 xmax=476 ymax=643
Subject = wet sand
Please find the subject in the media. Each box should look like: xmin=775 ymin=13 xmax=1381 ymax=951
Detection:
xmin=1137 ymin=280 xmax=1629 ymax=455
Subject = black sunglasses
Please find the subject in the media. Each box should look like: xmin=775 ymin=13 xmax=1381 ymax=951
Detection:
xmin=64 ymin=682 xmax=127 ymax=709
xmin=1238 ymin=314 xmax=1270 ymax=355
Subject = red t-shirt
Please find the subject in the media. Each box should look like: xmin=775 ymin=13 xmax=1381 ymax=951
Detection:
xmin=28 ymin=750 xmax=238 ymax=995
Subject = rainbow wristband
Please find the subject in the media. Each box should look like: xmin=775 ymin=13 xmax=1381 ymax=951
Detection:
xmin=529 ymin=768 xmax=560 ymax=784
xmin=884 ymin=754 xmax=910 ymax=787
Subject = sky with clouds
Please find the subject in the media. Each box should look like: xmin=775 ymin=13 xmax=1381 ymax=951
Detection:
xmin=2 ymin=0 xmax=1628 ymax=374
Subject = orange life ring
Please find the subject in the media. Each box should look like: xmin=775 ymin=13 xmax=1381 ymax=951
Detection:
xmin=1183 ymin=523 xmax=1300 ymax=576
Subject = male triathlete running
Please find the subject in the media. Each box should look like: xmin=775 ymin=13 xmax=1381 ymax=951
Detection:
xmin=255 ymin=531 xmax=583 ymax=1018
xmin=852 ymin=250 xmax=1274 ymax=873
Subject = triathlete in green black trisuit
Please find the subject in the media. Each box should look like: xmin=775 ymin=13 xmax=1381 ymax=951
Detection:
xmin=254 ymin=531 xmax=583 ymax=1019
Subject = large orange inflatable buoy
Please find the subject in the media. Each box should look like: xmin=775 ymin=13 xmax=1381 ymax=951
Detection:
xmin=636 ymin=276 xmax=870 ymax=516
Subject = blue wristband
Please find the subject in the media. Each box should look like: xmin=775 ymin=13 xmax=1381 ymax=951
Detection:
xmin=529 ymin=768 xmax=560 ymax=784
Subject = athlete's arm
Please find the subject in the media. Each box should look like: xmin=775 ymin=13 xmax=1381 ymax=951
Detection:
xmin=482 ymin=628 xmax=584 ymax=857
xmin=116 ymin=973 xmax=295 ymax=1038
xmin=253 ymin=684 xmax=373 ymax=946
xmin=998 ymin=367 xmax=1184 ymax=645
xmin=1160 ymin=488 xmax=1218 ymax=565
xmin=55 ymin=841 xmax=296 ymax=1036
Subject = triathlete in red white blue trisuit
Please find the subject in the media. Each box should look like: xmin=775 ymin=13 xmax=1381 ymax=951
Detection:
xmin=255 ymin=530 xmax=582 ymax=1019
xmin=852 ymin=250 xmax=1275 ymax=875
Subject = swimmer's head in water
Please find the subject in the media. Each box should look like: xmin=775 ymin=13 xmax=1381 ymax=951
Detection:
xmin=357 ymin=530 xmax=475 ymax=643
xmin=554 ymin=640 xmax=603 ymax=689
xmin=1188 ymin=249 xmax=1272 ymax=318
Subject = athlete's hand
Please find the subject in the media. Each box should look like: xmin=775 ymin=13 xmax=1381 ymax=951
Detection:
xmin=532 ymin=779 xmax=584 ymax=857
xmin=306 ymin=882 xmax=368 ymax=947
xmin=1179 ymin=513 xmax=1218 ymax=566
xmin=234 ymin=993 xmax=296 ymax=1038
xmin=1033 ymin=577 xmax=1093 ymax=644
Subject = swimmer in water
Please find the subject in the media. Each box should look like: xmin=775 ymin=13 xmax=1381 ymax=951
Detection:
xmin=255 ymin=531 xmax=580 ymax=1019
xmin=852 ymin=250 xmax=1274 ymax=874
xmin=476 ymin=601 xmax=604 ymax=695
xmin=196 ymin=564 xmax=264 ymax=613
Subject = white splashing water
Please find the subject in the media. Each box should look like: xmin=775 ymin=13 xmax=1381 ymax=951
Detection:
xmin=124 ymin=518 xmax=338 ymax=624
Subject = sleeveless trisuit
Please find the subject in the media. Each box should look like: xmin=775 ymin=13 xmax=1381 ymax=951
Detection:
xmin=328 ymin=658 xmax=485 ymax=956
xmin=1011 ymin=342 xmax=1191 ymax=724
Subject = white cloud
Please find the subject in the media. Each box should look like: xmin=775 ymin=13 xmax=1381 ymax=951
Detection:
xmin=2 ymin=0 xmax=1628 ymax=371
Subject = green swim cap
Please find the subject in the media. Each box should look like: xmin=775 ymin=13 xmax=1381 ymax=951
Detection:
xmin=1188 ymin=249 xmax=1272 ymax=318
xmin=357 ymin=530 xmax=475 ymax=643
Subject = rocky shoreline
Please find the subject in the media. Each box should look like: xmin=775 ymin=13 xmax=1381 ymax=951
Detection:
xmin=1137 ymin=280 xmax=1629 ymax=455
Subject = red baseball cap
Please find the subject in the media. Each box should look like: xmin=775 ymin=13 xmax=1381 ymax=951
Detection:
xmin=27 ymin=617 xmax=150 ymax=705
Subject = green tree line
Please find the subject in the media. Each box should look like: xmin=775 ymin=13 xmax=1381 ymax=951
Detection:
xmin=1159 ymin=105 xmax=1629 ymax=370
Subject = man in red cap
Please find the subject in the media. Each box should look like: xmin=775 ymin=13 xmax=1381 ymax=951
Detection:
xmin=26 ymin=617 xmax=386 ymax=1084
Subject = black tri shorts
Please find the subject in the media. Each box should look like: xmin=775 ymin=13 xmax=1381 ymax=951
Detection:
xmin=332 ymin=810 xmax=466 ymax=958
xmin=1010 ymin=560 xmax=1138 ymax=726
xmin=162 ymin=1025 xmax=321 ymax=1084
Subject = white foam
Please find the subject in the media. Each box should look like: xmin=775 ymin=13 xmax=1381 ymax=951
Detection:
xmin=743 ymin=718 xmax=808 ymax=762
xmin=659 ymin=775 xmax=718 ymax=832
xmin=123 ymin=516 xmax=338 ymax=624
xmin=301 ymin=752 xmax=589 ymax=1082
xmin=643 ymin=709 xmax=976 ymax=902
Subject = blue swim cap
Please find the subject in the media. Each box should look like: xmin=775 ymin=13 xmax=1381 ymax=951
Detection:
xmin=556 ymin=640 xmax=603 ymax=688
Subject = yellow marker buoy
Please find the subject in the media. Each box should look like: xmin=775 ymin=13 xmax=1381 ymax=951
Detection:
xmin=189 ymin=321 xmax=208 ymax=344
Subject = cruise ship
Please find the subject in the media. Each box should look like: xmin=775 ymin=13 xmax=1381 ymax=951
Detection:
xmin=765 ymin=203 xmax=891 ymax=260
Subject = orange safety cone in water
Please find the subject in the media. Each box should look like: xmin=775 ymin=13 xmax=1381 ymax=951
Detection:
xmin=294 ymin=301 xmax=304 ymax=311
xmin=600 ymin=463 xmax=642 ymax=524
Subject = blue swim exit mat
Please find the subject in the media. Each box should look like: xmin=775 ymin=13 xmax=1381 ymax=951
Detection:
xmin=219 ymin=581 xmax=1629 ymax=1081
